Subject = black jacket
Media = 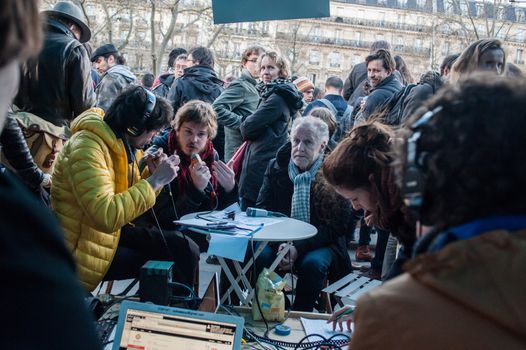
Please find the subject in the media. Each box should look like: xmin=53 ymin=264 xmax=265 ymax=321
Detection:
xmin=15 ymin=19 xmax=94 ymax=126
xmin=0 ymin=108 xmax=43 ymax=189
xmin=343 ymin=62 xmax=368 ymax=101
xmin=362 ymin=74 xmax=403 ymax=119
xmin=152 ymin=73 xmax=175 ymax=99
xmin=0 ymin=172 xmax=101 ymax=350
xmin=239 ymin=81 xmax=303 ymax=202
xmin=168 ymin=65 xmax=225 ymax=159
xmin=401 ymin=71 xmax=444 ymax=123
xmin=256 ymin=142 xmax=358 ymax=274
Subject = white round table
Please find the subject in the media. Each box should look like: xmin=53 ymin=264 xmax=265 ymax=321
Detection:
xmin=180 ymin=211 xmax=318 ymax=305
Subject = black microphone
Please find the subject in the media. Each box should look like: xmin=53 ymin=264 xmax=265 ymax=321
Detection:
xmin=246 ymin=207 xmax=270 ymax=217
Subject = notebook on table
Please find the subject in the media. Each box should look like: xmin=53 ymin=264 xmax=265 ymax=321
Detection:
xmin=112 ymin=300 xmax=244 ymax=350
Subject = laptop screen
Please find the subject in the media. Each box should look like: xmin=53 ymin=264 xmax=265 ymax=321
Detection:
xmin=114 ymin=301 xmax=242 ymax=350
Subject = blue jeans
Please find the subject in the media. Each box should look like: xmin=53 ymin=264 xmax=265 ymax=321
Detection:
xmin=256 ymin=244 xmax=334 ymax=312
xmin=371 ymin=229 xmax=389 ymax=273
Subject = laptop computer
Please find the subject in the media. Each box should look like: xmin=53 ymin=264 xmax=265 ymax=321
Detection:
xmin=112 ymin=300 xmax=244 ymax=350
xmin=198 ymin=272 xmax=220 ymax=313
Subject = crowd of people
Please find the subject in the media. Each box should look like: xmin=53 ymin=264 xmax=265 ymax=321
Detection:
xmin=2 ymin=1 xmax=526 ymax=349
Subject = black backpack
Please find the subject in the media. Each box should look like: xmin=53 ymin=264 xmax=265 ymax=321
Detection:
xmin=381 ymin=83 xmax=417 ymax=126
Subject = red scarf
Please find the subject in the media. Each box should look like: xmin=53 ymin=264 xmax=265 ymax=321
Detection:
xmin=167 ymin=130 xmax=218 ymax=202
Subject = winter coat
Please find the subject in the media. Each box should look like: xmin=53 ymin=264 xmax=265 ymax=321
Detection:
xmin=168 ymin=65 xmax=225 ymax=159
xmin=51 ymin=108 xmax=156 ymax=291
xmin=213 ymin=69 xmax=260 ymax=162
xmin=239 ymin=81 xmax=303 ymax=202
xmin=400 ymin=71 xmax=444 ymax=123
xmin=350 ymin=227 xmax=526 ymax=350
xmin=256 ymin=142 xmax=358 ymax=276
xmin=152 ymin=72 xmax=175 ymax=99
xmin=0 ymin=172 xmax=101 ymax=350
xmin=95 ymin=64 xmax=137 ymax=111
xmin=362 ymin=74 xmax=403 ymax=119
xmin=14 ymin=18 xmax=94 ymax=127
xmin=343 ymin=62 xmax=368 ymax=101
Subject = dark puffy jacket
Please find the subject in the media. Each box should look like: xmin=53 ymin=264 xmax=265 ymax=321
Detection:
xmin=168 ymin=65 xmax=225 ymax=158
xmin=256 ymin=142 xmax=358 ymax=272
xmin=213 ymin=69 xmax=260 ymax=162
xmin=239 ymin=81 xmax=303 ymax=202
xmin=362 ymin=74 xmax=404 ymax=119
xmin=152 ymin=73 xmax=175 ymax=99
xmin=0 ymin=109 xmax=44 ymax=190
xmin=401 ymin=71 xmax=444 ymax=123
xmin=14 ymin=19 xmax=94 ymax=127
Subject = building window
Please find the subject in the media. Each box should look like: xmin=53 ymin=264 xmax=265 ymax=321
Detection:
xmin=396 ymin=36 xmax=404 ymax=50
xmin=442 ymin=42 xmax=450 ymax=56
xmin=355 ymin=31 xmax=362 ymax=43
xmin=335 ymin=29 xmax=342 ymax=43
xmin=309 ymin=50 xmax=320 ymax=65
xmin=262 ymin=22 xmax=269 ymax=33
xmin=515 ymin=49 xmax=523 ymax=64
xmin=310 ymin=73 xmax=317 ymax=85
xmin=329 ymin=52 xmax=341 ymax=68
xmin=398 ymin=0 xmax=408 ymax=7
xmin=416 ymin=0 xmax=426 ymax=8
xmin=312 ymin=26 xmax=321 ymax=41
xmin=353 ymin=54 xmax=362 ymax=65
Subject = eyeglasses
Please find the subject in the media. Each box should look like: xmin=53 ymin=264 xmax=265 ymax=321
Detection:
xmin=246 ymin=58 xmax=259 ymax=63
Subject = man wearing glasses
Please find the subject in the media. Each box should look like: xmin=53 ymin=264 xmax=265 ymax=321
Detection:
xmin=213 ymin=45 xmax=266 ymax=162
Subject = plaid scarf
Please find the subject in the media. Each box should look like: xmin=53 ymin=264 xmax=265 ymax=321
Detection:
xmin=288 ymin=154 xmax=324 ymax=223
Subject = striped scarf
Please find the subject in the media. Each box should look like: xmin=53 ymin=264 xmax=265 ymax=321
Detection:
xmin=288 ymin=154 xmax=324 ymax=223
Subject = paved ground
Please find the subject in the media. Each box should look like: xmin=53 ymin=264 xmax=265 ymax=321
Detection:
xmin=95 ymin=229 xmax=377 ymax=303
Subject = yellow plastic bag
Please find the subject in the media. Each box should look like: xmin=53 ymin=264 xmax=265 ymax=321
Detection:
xmin=252 ymin=268 xmax=286 ymax=322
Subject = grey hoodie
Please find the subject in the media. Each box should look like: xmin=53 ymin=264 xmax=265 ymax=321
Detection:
xmin=95 ymin=65 xmax=137 ymax=111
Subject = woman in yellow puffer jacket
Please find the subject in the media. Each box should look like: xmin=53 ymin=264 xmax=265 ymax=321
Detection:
xmin=52 ymin=86 xmax=199 ymax=291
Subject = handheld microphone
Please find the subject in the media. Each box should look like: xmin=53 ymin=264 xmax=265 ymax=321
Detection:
xmin=191 ymin=153 xmax=202 ymax=167
xmin=246 ymin=207 xmax=270 ymax=217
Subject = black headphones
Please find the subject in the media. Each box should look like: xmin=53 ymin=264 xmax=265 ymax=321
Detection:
xmin=127 ymin=87 xmax=157 ymax=137
xmin=402 ymin=106 xmax=442 ymax=210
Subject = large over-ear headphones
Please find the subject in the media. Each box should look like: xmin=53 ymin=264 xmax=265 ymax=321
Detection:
xmin=127 ymin=87 xmax=157 ymax=137
xmin=402 ymin=106 xmax=442 ymax=210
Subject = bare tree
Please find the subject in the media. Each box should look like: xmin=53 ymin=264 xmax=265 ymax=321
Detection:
xmin=438 ymin=0 xmax=518 ymax=45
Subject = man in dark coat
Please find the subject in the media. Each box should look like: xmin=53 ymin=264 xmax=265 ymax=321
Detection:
xmin=343 ymin=40 xmax=391 ymax=104
xmin=152 ymin=49 xmax=187 ymax=99
xmin=213 ymin=45 xmax=265 ymax=162
xmin=360 ymin=49 xmax=403 ymax=120
xmin=91 ymin=43 xmax=137 ymax=111
xmin=14 ymin=1 xmax=94 ymax=127
xmin=168 ymin=46 xmax=225 ymax=158
xmin=256 ymin=119 xmax=358 ymax=311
